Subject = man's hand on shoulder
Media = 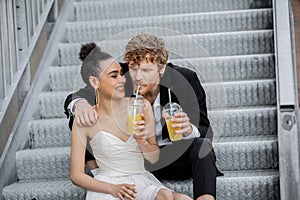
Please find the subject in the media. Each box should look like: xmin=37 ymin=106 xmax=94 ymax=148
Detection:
xmin=74 ymin=99 xmax=98 ymax=127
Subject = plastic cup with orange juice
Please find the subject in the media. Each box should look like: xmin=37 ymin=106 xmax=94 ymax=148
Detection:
xmin=127 ymin=97 xmax=144 ymax=135
xmin=162 ymin=102 xmax=183 ymax=141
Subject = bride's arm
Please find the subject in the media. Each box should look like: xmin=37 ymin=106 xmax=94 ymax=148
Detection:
xmin=70 ymin=122 xmax=137 ymax=199
xmin=134 ymin=100 xmax=160 ymax=164
xmin=138 ymin=135 xmax=160 ymax=164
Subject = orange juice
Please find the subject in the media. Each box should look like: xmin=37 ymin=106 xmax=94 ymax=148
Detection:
xmin=166 ymin=119 xmax=182 ymax=141
xmin=127 ymin=114 xmax=143 ymax=135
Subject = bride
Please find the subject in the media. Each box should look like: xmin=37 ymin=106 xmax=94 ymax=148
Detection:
xmin=70 ymin=42 xmax=191 ymax=200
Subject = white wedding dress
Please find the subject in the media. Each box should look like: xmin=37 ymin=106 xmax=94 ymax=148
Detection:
xmin=85 ymin=131 xmax=170 ymax=200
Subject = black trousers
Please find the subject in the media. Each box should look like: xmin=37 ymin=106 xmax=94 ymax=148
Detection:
xmin=145 ymin=138 xmax=221 ymax=199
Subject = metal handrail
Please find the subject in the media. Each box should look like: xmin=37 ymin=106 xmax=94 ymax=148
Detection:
xmin=0 ymin=1 xmax=72 ymax=198
xmin=273 ymin=0 xmax=300 ymax=199
xmin=0 ymin=0 xmax=55 ymax=124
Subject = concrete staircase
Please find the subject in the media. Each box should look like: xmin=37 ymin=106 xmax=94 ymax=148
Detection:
xmin=3 ymin=0 xmax=279 ymax=199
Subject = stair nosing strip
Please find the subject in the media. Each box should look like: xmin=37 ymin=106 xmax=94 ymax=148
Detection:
xmin=68 ymin=8 xmax=273 ymax=24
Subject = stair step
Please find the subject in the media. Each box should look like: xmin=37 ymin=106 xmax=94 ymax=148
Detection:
xmin=173 ymin=54 xmax=275 ymax=83
xmin=2 ymin=170 xmax=279 ymax=200
xmin=39 ymin=91 xmax=68 ymax=118
xmin=162 ymin=170 xmax=279 ymax=199
xmin=217 ymin=169 xmax=279 ymax=200
xmin=205 ymin=79 xmax=276 ymax=109
xmin=15 ymin=137 xmax=277 ymax=181
xmin=40 ymin=79 xmax=275 ymax=118
xmin=214 ymin=136 xmax=278 ymax=171
xmin=16 ymin=147 xmax=70 ymax=181
xmin=67 ymin=9 xmax=273 ymax=42
xmin=59 ymin=30 xmax=274 ymax=66
xmin=29 ymin=107 xmax=276 ymax=148
xmin=49 ymin=54 xmax=275 ymax=91
xmin=74 ymin=0 xmax=272 ymax=21
xmin=29 ymin=118 xmax=70 ymax=149
xmin=2 ymin=179 xmax=85 ymax=200
xmin=49 ymin=65 xmax=83 ymax=92
xmin=210 ymin=107 xmax=276 ymax=138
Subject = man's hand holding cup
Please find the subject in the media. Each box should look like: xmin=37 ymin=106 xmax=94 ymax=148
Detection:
xmin=162 ymin=102 xmax=193 ymax=141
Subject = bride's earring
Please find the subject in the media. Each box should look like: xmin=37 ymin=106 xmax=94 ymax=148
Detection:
xmin=95 ymin=88 xmax=100 ymax=105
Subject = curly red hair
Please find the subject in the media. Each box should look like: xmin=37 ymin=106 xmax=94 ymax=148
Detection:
xmin=124 ymin=34 xmax=169 ymax=69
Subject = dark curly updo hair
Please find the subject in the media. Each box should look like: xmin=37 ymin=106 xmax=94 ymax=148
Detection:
xmin=79 ymin=42 xmax=113 ymax=86
xmin=79 ymin=42 xmax=97 ymax=61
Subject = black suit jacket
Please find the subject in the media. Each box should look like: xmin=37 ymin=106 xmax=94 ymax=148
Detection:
xmin=64 ymin=62 xmax=213 ymax=141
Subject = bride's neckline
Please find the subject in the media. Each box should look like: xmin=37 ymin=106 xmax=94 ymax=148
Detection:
xmin=90 ymin=131 xmax=133 ymax=143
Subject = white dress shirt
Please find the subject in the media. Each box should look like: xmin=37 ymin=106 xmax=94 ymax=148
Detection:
xmin=68 ymin=98 xmax=84 ymax=115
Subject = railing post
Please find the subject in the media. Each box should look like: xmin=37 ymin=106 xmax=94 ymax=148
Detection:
xmin=273 ymin=0 xmax=300 ymax=199
xmin=0 ymin=1 xmax=4 ymax=100
xmin=16 ymin=0 xmax=29 ymax=62
xmin=0 ymin=0 xmax=55 ymax=122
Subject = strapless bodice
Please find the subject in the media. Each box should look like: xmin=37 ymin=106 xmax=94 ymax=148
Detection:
xmin=89 ymin=131 xmax=146 ymax=176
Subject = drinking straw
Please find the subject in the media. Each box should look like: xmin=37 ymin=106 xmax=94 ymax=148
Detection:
xmin=132 ymin=85 xmax=140 ymax=117
xmin=168 ymin=88 xmax=173 ymax=116
xmin=135 ymin=85 xmax=140 ymax=100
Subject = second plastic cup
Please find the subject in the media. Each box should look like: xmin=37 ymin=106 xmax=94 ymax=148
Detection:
xmin=127 ymin=98 xmax=144 ymax=135
xmin=162 ymin=102 xmax=183 ymax=141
